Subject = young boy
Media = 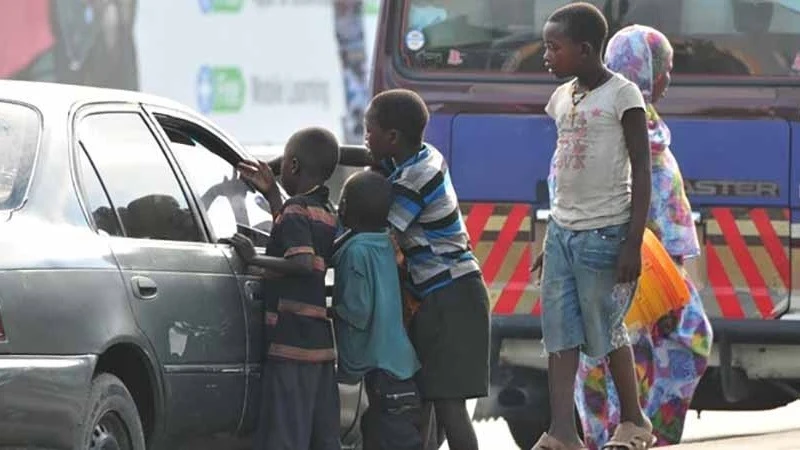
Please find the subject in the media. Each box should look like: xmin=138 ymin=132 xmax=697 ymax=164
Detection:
xmin=332 ymin=170 xmax=423 ymax=450
xmin=231 ymin=127 xmax=341 ymax=450
xmin=361 ymin=89 xmax=490 ymax=450
xmin=530 ymin=3 xmax=654 ymax=449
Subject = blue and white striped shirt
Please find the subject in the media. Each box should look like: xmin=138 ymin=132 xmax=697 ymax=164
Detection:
xmin=385 ymin=144 xmax=480 ymax=296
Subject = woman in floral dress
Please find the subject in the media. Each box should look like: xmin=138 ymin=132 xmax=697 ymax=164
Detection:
xmin=574 ymin=24 xmax=714 ymax=449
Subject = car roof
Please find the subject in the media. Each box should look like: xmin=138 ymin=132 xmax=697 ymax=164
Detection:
xmin=0 ymin=80 xmax=191 ymax=115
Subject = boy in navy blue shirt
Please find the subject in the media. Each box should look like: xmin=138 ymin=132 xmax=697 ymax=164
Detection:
xmin=232 ymin=127 xmax=341 ymax=450
xmin=332 ymin=170 xmax=423 ymax=450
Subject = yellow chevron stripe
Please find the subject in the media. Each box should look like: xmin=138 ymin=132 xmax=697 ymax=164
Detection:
xmin=705 ymin=220 xmax=790 ymax=237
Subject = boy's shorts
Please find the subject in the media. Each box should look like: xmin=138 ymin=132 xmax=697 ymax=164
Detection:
xmin=254 ymin=360 xmax=341 ymax=450
xmin=409 ymin=274 xmax=490 ymax=400
xmin=361 ymin=370 xmax=423 ymax=450
xmin=540 ymin=220 xmax=635 ymax=358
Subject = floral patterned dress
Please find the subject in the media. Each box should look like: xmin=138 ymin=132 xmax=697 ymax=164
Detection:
xmin=574 ymin=25 xmax=713 ymax=448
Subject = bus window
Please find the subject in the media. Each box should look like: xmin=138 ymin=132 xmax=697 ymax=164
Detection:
xmin=397 ymin=0 xmax=800 ymax=77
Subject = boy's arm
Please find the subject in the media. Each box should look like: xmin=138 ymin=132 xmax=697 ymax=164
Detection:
xmin=387 ymin=180 xmax=426 ymax=233
xmin=619 ymin=106 xmax=652 ymax=283
xmin=332 ymin=253 xmax=372 ymax=330
xmin=249 ymin=254 xmax=315 ymax=276
xmin=230 ymin=233 xmax=315 ymax=275
xmin=340 ymin=146 xmax=392 ymax=176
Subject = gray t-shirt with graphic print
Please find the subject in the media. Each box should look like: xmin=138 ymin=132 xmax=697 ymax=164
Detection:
xmin=545 ymin=73 xmax=646 ymax=231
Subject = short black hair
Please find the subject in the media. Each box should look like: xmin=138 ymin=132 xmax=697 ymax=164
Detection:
xmin=367 ymin=89 xmax=429 ymax=146
xmin=342 ymin=170 xmax=392 ymax=229
xmin=285 ymin=127 xmax=339 ymax=181
xmin=548 ymin=2 xmax=608 ymax=55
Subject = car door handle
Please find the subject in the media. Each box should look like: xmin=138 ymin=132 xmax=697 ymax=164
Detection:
xmin=244 ymin=280 xmax=260 ymax=302
xmin=131 ymin=276 xmax=158 ymax=300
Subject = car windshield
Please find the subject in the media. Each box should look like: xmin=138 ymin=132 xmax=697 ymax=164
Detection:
xmin=0 ymin=102 xmax=40 ymax=210
xmin=398 ymin=0 xmax=800 ymax=77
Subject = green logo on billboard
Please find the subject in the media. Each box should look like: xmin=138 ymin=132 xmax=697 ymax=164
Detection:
xmin=197 ymin=66 xmax=246 ymax=114
xmin=199 ymin=0 xmax=244 ymax=14
xmin=364 ymin=0 xmax=380 ymax=15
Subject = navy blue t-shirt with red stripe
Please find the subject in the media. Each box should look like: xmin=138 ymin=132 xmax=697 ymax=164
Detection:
xmin=264 ymin=186 xmax=337 ymax=362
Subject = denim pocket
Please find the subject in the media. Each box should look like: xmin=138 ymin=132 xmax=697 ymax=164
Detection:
xmin=579 ymin=224 xmax=629 ymax=271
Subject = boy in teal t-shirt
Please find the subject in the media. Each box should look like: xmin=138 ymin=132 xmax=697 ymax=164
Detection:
xmin=332 ymin=171 xmax=422 ymax=450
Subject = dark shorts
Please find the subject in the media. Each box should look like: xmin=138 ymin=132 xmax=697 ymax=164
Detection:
xmin=255 ymin=360 xmax=341 ymax=450
xmin=361 ymin=370 xmax=423 ymax=450
xmin=409 ymin=274 xmax=490 ymax=400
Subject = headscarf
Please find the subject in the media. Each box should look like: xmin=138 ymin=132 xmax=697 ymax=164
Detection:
xmin=604 ymin=25 xmax=700 ymax=259
xmin=605 ymin=24 xmax=673 ymax=104
xmin=605 ymin=25 xmax=673 ymax=154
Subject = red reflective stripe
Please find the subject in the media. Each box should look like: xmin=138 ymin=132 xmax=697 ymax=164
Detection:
xmin=531 ymin=297 xmax=542 ymax=316
xmin=705 ymin=241 xmax=746 ymax=319
xmin=493 ymin=244 xmax=532 ymax=314
xmin=464 ymin=203 xmax=494 ymax=249
xmin=482 ymin=205 xmax=528 ymax=285
xmin=750 ymin=208 xmax=790 ymax=289
xmin=713 ymin=208 xmax=774 ymax=319
xmin=784 ymin=209 xmax=791 ymax=221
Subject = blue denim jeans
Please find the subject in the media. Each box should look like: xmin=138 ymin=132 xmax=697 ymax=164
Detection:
xmin=540 ymin=220 xmax=635 ymax=358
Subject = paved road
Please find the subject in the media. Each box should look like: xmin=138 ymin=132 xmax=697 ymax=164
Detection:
xmin=439 ymin=400 xmax=800 ymax=449
xmin=185 ymin=400 xmax=800 ymax=449
xmin=666 ymin=430 xmax=800 ymax=449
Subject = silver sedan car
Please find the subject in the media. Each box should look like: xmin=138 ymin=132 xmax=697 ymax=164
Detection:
xmin=0 ymin=80 xmax=364 ymax=449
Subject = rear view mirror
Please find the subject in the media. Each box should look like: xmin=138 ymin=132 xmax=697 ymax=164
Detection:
xmin=733 ymin=0 xmax=774 ymax=34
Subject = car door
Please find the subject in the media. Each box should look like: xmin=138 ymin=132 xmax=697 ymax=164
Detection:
xmin=74 ymin=104 xmax=247 ymax=439
xmin=144 ymin=107 xmax=369 ymax=444
xmin=142 ymin=106 xmax=275 ymax=435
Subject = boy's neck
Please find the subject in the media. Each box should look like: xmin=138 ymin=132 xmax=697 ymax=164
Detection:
xmin=393 ymin=143 xmax=423 ymax=166
xmin=576 ymin=63 xmax=609 ymax=91
xmin=293 ymin=177 xmax=322 ymax=196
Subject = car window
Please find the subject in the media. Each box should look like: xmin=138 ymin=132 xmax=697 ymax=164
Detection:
xmin=155 ymin=115 xmax=273 ymax=241
xmin=78 ymin=112 xmax=203 ymax=243
xmin=0 ymin=102 xmax=40 ymax=210
xmin=77 ymin=145 xmax=124 ymax=237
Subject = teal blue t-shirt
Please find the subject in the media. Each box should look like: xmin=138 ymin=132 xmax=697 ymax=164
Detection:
xmin=332 ymin=230 xmax=420 ymax=384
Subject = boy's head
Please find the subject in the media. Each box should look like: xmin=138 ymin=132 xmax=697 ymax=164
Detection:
xmin=364 ymin=89 xmax=429 ymax=161
xmin=339 ymin=170 xmax=392 ymax=231
xmin=542 ymin=2 xmax=608 ymax=79
xmin=280 ymin=127 xmax=339 ymax=195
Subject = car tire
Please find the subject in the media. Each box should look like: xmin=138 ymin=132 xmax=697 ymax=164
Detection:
xmin=77 ymin=373 xmax=146 ymax=450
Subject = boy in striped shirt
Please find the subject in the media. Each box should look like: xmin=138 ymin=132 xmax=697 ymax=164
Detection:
xmin=232 ymin=127 xmax=341 ymax=450
xmin=363 ymin=89 xmax=490 ymax=450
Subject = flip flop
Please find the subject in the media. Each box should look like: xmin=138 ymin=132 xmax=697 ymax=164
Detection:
xmin=532 ymin=432 xmax=588 ymax=450
xmin=602 ymin=422 xmax=657 ymax=450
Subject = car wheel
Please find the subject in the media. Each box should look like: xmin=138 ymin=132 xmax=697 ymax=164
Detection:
xmin=78 ymin=373 xmax=146 ymax=450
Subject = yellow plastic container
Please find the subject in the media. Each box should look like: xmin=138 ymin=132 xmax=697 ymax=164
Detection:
xmin=625 ymin=228 xmax=691 ymax=328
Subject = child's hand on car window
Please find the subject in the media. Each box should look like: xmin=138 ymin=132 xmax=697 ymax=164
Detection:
xmin=230 ymin=233 xmax=257 ymax=263
xmin=238 ymin=159 xmax=277 ymax=196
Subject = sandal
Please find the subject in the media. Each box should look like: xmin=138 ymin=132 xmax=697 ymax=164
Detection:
xmin=602 ymin=422 xmax=656 ymax=449
xmin=532 ymin=432 xmax=587 ymax=450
